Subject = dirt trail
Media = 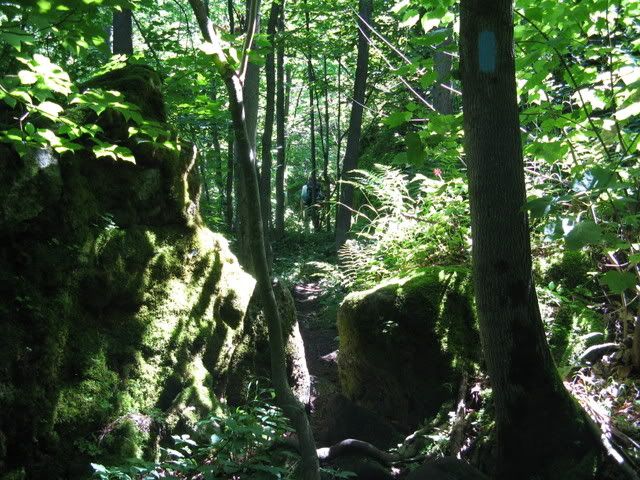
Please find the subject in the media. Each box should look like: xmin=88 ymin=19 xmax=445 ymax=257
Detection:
xmin=292 ymin=282 xmax=340 ymax=440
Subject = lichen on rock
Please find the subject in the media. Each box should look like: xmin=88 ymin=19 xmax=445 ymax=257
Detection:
xmin=337 ymin=267 xmax=480 ymax=430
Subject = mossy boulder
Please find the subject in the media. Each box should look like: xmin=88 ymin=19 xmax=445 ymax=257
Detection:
xmin=0 ymin=64 xmax=285 ymax=479
xmin=337 ymin=267 xmax=479 ymax=430
xmin=545 ymin=250 xmax=592 ymax=289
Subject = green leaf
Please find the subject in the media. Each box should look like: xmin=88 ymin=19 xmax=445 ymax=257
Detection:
xmin=38 ymin=101 xmax=63 ymax=118
xmin=421 ymin=15 xmax=440 ymax=33
xmin=18 ymin=70 xmax=38 ymax=85
xmin=9 ymin=90 xmax=32 ymax=104
xmin=564 ymin=220 xmax=602 ymax=250
xmin=600 ymin=271 xmax=637 ymax=294
xmin=629 ymin=254 xmax=640 ymax=267
xmin=615 ymin=101 xmax=640 ymax=121
xmin=90 ymin=463 xmax=107 ymax=473
xmin=0 ymin=31 xmax=35 ymax=51
xmin=384 ymin=111 xmax=411 ymax=127
xmin=406 ymin=132 xmax=424 ymax=164
xmin=526 ymin=195 xmax=556 ymax=219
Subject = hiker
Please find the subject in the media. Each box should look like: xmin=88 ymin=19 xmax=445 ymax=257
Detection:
xmin=300 ymin=176 xmax=322 ymax=230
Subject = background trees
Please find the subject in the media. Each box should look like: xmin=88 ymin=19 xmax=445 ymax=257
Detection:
xmin=2 ymin=0 xmax=640 ymax=478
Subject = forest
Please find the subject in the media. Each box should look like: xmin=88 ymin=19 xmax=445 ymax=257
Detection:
xmin=0 ymin=0 xmax=639 ymax=479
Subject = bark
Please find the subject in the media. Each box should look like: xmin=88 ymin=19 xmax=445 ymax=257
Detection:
xmin=235 ymin=3 xmax=261 ymax=272
xmin=459 ymin=1 xmax=598 ymax=478
xmin=322 ymin=56 xmax=331 ymax=231
xmin=112 ymin=9 xmax=133 ymax=55
xmin=198 ymin=152 xmax=212 ymax=204
xmin=187 ymin=1 xmax=320 ymax=478
xmin=335 ymin=0 xmax=372 ymax=248
xmin=334 ymin=57 xmax=342 ymax=227
xmin=260 ymin=1 xmax=278 ymax=243
xmin=274 ymin=0 xmax=287 ymax=239
xmin=433 ymin=34 xmax=454 ymax=115
xmin=212 ymin=124 xmax=224 ymax=213
xmin=225 ymin=122 xmax=234 ymax=231
xmin=304 ymin=5 xmax=320 ymax=231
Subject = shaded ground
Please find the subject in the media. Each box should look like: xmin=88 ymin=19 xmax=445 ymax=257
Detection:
xmin=292 ymin=281 xmax=340 ymax=444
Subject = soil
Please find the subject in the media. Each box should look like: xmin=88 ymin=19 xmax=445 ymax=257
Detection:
xmin=292 ymin=281 xmax=340 ymax=443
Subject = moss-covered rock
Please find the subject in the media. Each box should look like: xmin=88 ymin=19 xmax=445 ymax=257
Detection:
xmin=337 ymin=267 xmax=479 ymax=429
xmin=225 ymin=281 xmax=311 ymax=407
xmin=0 ymin=65 xmax=265 ymax=479
xmin=544 ymin=250 xmax=592 ymax=289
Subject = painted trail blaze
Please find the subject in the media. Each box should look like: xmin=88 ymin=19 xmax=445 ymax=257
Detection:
xmin=478 ymin=30 xmax=497 ymax=73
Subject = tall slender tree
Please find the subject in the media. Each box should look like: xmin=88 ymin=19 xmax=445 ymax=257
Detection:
xmin=187 ymin=1 xmax=319 ymax=478
xmin=112 ymin=8 xmax=133 ymax=54
xmin=335 ymin=0 xmax=372 ymax=247
xmin=459 ymin=1 xmax=599 ymax=478
xmin=225 ymin=123 xmax=234 ymax=230
xmin=322 ymin=56 xmax=331 ymax=231
xmin=274 ymin=0 xmax=288 ymax=239
xmin=304 ymin=3 xmax=319 ymax=231
xmin=260 ymin=0 xmax=279 ymax=241
xmin=235 ymin=2 xmax=262 ymax=271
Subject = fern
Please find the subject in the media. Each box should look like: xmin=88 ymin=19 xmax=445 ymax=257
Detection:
xmin=338 ymin=165 xmax=470 ymax=289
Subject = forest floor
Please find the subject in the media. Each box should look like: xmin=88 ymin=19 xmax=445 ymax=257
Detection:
xmin=291 ymin=280 xmax=341 ymax=444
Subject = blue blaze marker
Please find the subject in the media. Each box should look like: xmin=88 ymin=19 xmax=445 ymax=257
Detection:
xmin=478 ymin=30 xmax=497 ymax=73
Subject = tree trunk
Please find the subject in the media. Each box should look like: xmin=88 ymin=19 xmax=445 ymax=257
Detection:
xmin=225 ymin=122 xmax=234 ymax=231
xmin=433 ymin=34 xmax=454 ymax=115
xmin=260 ymin=1 xmax=278 ymax=244
xmin=459 ymin=2 xmax=598 ymax=478
xmin=187 ymin=1 xmax=319 ymax=478
xmin=112 ymin=9 xmax=133 ymax=55
xmin=335 ymin=0 xmax=372 ymax=248
xmin=305 ymin=5 xmax=320 ymax=232
xmin=334 ymin=56 xmax=342 ymax=227
xmin=322 ymin=56 xmax=331 ymax=231
xmin=212 ymin=123 xmax=224 ymax=213
xmin=198 ymin=152 xmax=212 ymax=205
xmin=274 ymin=0 xmax=287 ymax=240
xmin=235 ymin=3 xmax=261 ymax=272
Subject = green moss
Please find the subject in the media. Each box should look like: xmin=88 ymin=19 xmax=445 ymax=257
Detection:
xmin=545 ymin=250 xmax=592 ymax=289
xmin=338 ymin=267 xmax=479 ymax=429
xmin=55 ymin=349 xmax=120 ymax=428
xmin=82 ymin=65 xmax=166 ymax=122
xmin=0 ymin=65 xmax=263 ymax=478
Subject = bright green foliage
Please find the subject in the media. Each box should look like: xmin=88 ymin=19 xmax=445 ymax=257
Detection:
xmin=339 ymin=165 xmax=469 ymax=289
xmin=91 ymin=391 xmax=295 ymax=480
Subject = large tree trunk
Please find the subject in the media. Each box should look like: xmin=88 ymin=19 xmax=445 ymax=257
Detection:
xmin=260 ymin=1 xmax=278 ymax=244
xmin=187 ymin=1 xmax=319 ymax=478
xmin=335 ymin=0 xmax=372 ymax=248
xmin=459 ymin=2 xmax=598 ymax=478
xmin=274 ymin=0 xmax=287 ymax=240
xmin=112 ymin=9 xmax=133 ymax=55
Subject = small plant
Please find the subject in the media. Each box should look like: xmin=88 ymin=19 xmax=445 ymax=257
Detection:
xmin=91 ymin=390 xmax=295 ymax=479
xmin=338 ymin=165 xmax=470 ymax=289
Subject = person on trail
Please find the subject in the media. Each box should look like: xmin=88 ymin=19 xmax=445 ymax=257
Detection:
xmin=300 ymin=176 xmax=322 ymax=230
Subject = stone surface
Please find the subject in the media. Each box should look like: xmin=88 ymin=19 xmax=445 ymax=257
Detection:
xmin=0 ymin=64 xmax=294 ymax=479
xmin=406 ymin=457 xmax=489 ymax=480
xmin=337 ymin=268 xmax=479 ymax=430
